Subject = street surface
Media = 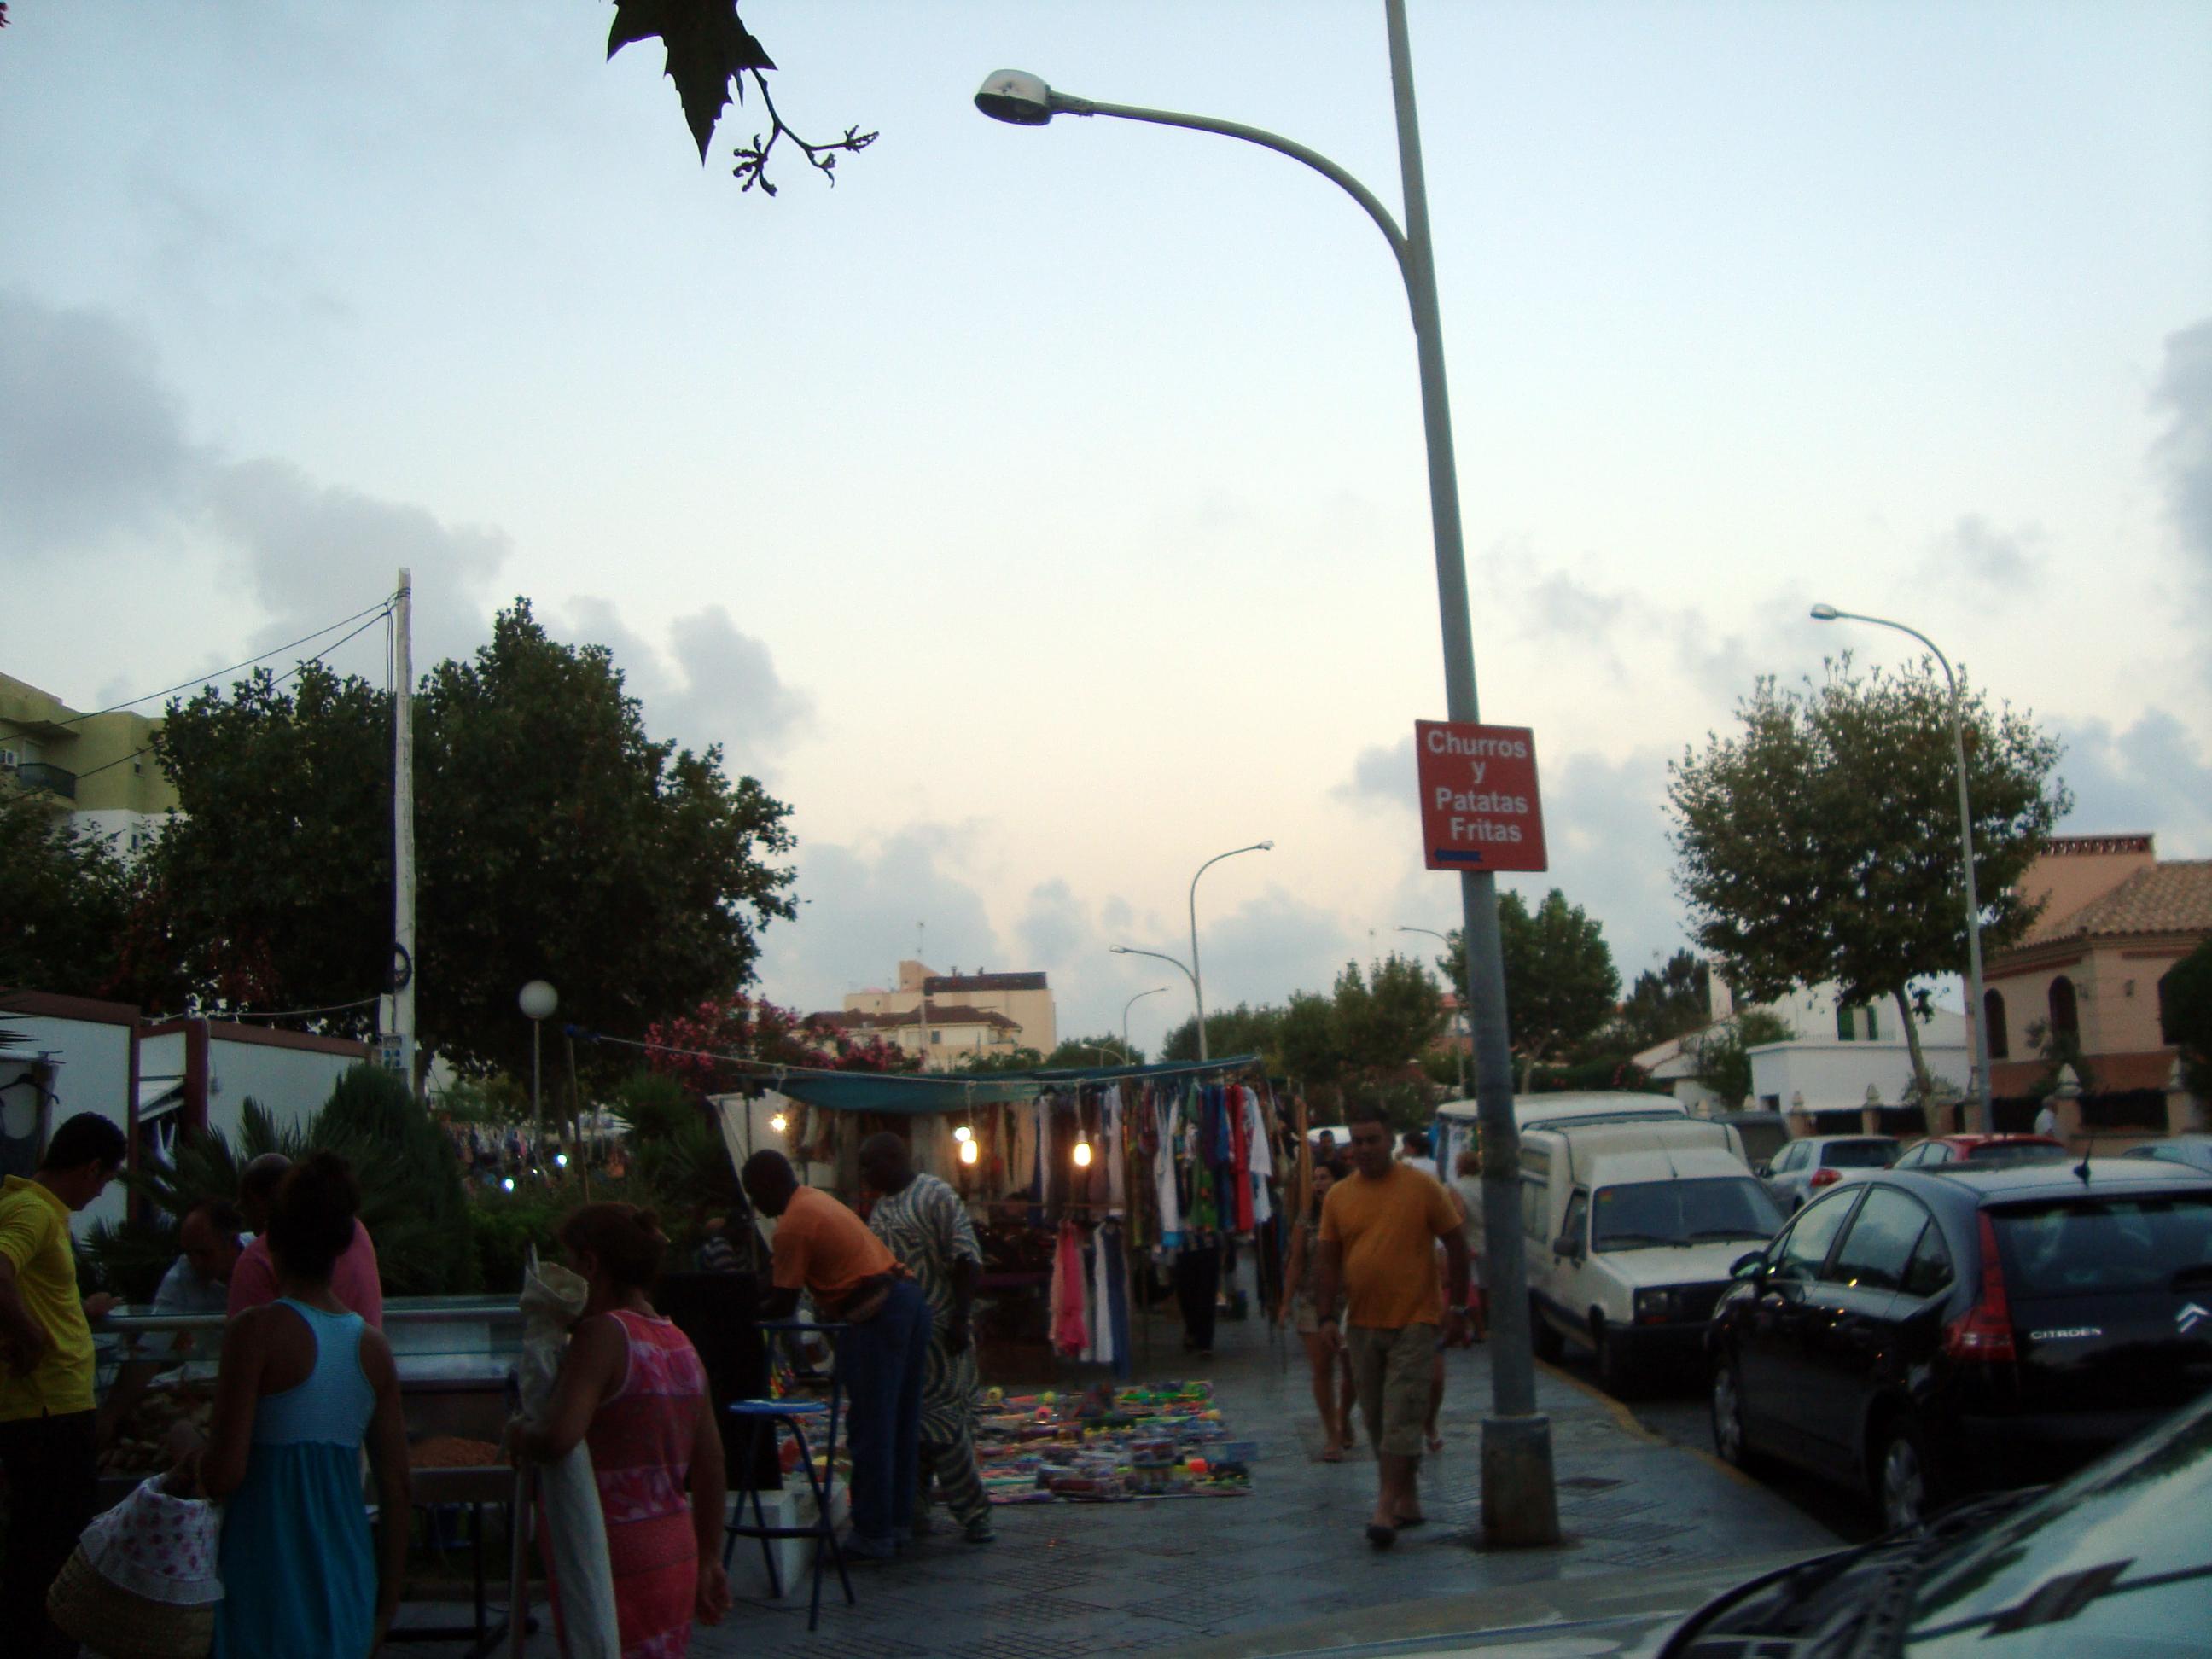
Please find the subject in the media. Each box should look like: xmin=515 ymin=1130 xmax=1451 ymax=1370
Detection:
xmin=400 ymin=1290 xmax=1843 ymax=1656
xmin=1538 ymin=1347 xmax=1881 ymax=1547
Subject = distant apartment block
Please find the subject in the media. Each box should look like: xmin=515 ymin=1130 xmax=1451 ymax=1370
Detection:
xmin=822 ymin=959 xmax=1057 ymax=1072
xmin=0 ymin=671 xmax=178 ymax=856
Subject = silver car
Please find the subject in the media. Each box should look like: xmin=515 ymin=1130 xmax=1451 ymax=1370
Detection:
xmin=1758 ymin=1134 xmax=1899 ymax=1213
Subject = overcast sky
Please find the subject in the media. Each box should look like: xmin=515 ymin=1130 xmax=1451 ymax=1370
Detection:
xmin=4 ymin=3 xmax=2209 ymax=1055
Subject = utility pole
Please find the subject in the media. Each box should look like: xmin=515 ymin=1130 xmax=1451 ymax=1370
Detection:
xmin=390 ymin=568 xmax=417 ymax=1093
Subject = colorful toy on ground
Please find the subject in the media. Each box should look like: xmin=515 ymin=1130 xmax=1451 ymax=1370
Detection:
xmin=973 ymin=1380 xmax=1252 ymax=1504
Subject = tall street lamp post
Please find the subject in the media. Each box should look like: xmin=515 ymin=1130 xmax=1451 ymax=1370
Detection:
xmin=1398 ymin=924 xmax=1471 ymax=1100
xmin=518 ymin=980 xmax=559 ymax=1172
xmin=1189 ymin=841 xmax=1273 ymax=1062
xmin=1124 ymin=986 xmax=1167 ymax=1064
xmin=1811 ymin=603 xmax=1995 ymax=1134
xmin=977 ymin=0 xmax=1558 ymax=1543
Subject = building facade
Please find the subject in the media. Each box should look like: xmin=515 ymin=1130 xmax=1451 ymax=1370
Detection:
xmin=830 ymin=960 xmax=1057 ymax=1072
xmin=1976 ymin=834 xmax=2211 ymax=1098
xmin=0 ymin=672 xmax=178 ymax=857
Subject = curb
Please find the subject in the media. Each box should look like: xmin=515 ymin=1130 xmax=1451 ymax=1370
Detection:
xmin=1534 ymin=1356 xmax=1766 ymax=1490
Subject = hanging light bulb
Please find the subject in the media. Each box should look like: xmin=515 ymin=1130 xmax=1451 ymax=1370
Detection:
xmin=959 ymin=1138 xmax=980 ymax=1166
xmin=953 ymin=1124 xmax=973 ymax=1143
xmin=769 ymin=1111 xmax=789 ymax=1134
xmin=1073 ymin=1138 xmax=1093 ymax=1168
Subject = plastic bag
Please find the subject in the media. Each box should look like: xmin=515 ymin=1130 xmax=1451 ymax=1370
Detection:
xmin=520 ymin=1254 xmax=621 ymax=1659
xmin=46 ymin=1471 xmax=221 ymax=1659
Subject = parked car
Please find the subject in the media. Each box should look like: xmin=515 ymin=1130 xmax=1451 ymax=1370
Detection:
xmin=1435 ymin=1089 xmax=1689 ymax=1185
xmin=1707 ymin=1157 xmax=2212 ymax=1531
xmin=1523 ymin=1115 xmax=1777 ymax=1393
xmin=2125 ymin=1134 xmax=2212 ymax=1176
xmin=1760 ymin=1134 xmax=1900 ymax=1212
xmin=1890 ymin=1132 xmax=2066 ymax=1171
xmin=1713 ymin=1109 xmax=1792 ymax=1169
xmin=1183 ymin=1388 xmax=2212 ymax=1657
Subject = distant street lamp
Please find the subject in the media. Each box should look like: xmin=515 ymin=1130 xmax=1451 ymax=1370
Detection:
xmin=1188 ymin=841 xmax=1274 ymax=1062
xmin=1123 ymin=986 xmax=1167 ymax=1065
xmin=1110 ymin=946 xmax=1200 ymax=1053
xmin=1398 ymin=924 xmax=1471 ymax=1100
xmin=518 ymin=979 xmax=558 ymax=1171
xmin=1810 ymin=603 xmax=1994 ymax=1133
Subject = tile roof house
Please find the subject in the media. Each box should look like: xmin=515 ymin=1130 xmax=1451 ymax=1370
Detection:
xmin=1978 ymin=835 xmax=2212 ymax=1097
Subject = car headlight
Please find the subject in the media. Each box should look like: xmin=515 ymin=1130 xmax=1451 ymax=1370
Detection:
xmin=1634 ymin=1288 xmax=1679 ymax=1324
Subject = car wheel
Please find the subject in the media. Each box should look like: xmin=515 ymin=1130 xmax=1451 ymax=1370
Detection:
xmin=1531 ymin=1297 xmax=1565 ymax=1362
xmin=1710 ymin=1357 xmax=1756 ymax=1470
xmin=1592 ymin=1317 xmax=1633 ymax=1398
xmin=1873 ymin=1414 xmax=1936 ymax=1533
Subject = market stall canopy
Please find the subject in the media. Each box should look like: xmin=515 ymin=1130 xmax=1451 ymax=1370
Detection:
xmin=769 ymin=1054 xmax=1265 ymax=1115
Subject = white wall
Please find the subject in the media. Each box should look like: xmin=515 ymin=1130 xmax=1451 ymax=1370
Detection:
xmin=206 ymin=1037 xmax=358 ymax=1142
xmin=1749 ymin=1031 xmax=1970 ymax=1114
xmin=2 ymin=1014 xmax=134 ymax=1237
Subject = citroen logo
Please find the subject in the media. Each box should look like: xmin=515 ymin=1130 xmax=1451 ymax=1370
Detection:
xmin=2180 ymin=1303 xmax=2209 ymax=1335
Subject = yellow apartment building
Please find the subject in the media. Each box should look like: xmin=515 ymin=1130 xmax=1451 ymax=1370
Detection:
xmin=0 ymin=671 xmax=178 ymax=856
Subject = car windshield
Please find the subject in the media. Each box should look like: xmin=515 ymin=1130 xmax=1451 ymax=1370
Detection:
xmin=1991 ymin=1194 xmax=2212 ymax=1297
xmin=1902 ymin=1391 xmax=2212 ymax=1651
xmin=1966 ymin=1141 xmax=2066 ymax=1163
xmin=1825 ymin=1141 xmax=1896 ymax=1168
xmin=1591 ymin=1177 xmax=1781 ymax=1251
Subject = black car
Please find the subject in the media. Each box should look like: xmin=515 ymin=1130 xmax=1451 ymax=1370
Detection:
xmin=1706 ymin=1158 xmax=2212 ymax=1531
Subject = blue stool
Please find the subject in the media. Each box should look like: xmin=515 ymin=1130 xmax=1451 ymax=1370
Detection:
xmin=723 ymin=1324 xmax=853 ymax=1630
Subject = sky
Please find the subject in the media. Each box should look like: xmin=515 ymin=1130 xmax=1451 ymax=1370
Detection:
xmin=3 ymin=2 xmax=2209 ymax=1058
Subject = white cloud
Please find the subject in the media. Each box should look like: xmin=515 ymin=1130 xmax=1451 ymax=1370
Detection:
xmin=1934 ymin=514 xmax=2047 ymax=596
xmin=557 ymin=597 xmax=810 ymax=773
xmin=2052 ymin=710 xmax=2212 ymax=854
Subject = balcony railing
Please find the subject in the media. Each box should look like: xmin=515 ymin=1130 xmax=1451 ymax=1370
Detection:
xmin=16 ymin=762 xmax=78 ymax=800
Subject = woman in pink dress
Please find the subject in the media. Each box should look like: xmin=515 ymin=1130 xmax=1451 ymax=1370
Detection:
xmin=517 ymin=1203 xmax=731 ymax=1656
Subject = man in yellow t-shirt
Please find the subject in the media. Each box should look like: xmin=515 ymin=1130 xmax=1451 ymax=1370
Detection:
xmin=0 ymin=1110 xmax=127 ymax=1657
xmin=1316 ymin=1108 xmax=1467 ymax=1550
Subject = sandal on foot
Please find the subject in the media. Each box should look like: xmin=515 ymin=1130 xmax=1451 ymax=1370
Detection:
xmin=1319 ymin=1444 xmax=1344 ymax=1464
xmin=1365 ymin=1522 xmax=1398 ymax=1549
xmin=1394 ymin=1514 xmax=1428 ymax=1528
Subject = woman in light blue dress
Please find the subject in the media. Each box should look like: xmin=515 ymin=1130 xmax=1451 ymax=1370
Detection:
xmin=193 ymin=1153 xmax=410 ymax=1656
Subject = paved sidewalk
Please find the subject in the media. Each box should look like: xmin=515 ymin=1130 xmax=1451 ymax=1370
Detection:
xmin=399 ymin=1302 xmax=1838 ymax=1657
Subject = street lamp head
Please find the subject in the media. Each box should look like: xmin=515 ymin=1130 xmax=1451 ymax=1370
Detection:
xmin=1109 ymin=946 xmax=1131 ymax=956
xmin=518 ymin=980 xmax=559 ymax=1022
xmin=975 ymin=70 xmax=1056 ymax=125
xmin=1257 ymin=840 xmax=1276 ymax=851
xmin=1809 ymin=602 xmax=1841 ymax=621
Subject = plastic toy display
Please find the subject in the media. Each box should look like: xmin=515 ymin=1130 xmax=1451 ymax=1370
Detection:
xmin=973 ymin=1381 xmax=1254 ymax=1505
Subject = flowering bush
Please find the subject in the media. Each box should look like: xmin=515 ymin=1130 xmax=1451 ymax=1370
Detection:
xmin=644 ymin=992 xmax=918 ymax=1095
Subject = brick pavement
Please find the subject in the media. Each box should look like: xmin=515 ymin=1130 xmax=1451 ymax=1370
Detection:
xmin=395 ymin=1294 xmax=1839 ymax=1656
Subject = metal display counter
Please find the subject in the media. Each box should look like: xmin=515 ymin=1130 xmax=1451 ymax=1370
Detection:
xmin=97 ymin=1296 xmax=535 ymax=1657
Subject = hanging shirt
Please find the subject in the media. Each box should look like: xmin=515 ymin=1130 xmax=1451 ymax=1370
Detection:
xmin=1152 ymin=1089 xmax=1183 ymax=1248
xmin=1103 ymin=1084 xmax=1127 ymax=1214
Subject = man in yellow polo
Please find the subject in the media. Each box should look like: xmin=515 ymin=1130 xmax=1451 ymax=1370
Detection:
xmin=0 ymin=1112 xmax=126 ymax=1657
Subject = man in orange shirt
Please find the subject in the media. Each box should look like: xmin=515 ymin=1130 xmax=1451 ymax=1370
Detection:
xmin=742 ymin=1150 xmax=931 ymax=1561
xmin=1315 ymin=1108 xmax=1468 ymax=1549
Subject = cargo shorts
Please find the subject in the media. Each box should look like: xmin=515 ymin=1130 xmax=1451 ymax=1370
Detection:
xmin=1346 ymin=1322 xmax=1436 ymax=1458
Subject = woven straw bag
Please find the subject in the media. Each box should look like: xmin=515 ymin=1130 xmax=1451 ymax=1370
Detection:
xmin=45 ymin=1472 xmax=223 ymax=1659
xmin=47 ymin=1547 xmax=216 ymax=1659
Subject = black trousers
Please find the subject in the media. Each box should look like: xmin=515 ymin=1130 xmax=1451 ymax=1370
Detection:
xmin=0 ymin=1409 xmax=96 ymax=1659
xmin=1174 ymin=1243 xmax=1221 ymax=1353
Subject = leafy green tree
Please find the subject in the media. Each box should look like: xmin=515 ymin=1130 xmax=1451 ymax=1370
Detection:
xmin=147 ymin=602 xmax=799 ymax=1079
xmin=1045 ymin=1035 xmax=1145 ymax=1068
xmin=1685 ymin=1010 xmax=1796 ymax=1108
xmin=1273 ymin=992 xmax=1342 ymax=1088
xmin=1160 ymin=1004 xmax=1287 ymax=1066
xmin=1441 ymin=889 xmax=1621 ymax=1090
xmin=1669 ymin=656 xmax=2068 ymax=1102
xmin=0 ymin=777 xmax=139 ymax=998
xmin=1618 ymin=951 xmax=1711 ymax=1051
xmin=1333 ymin=954 xmax=1446 ymax=1075
xmin=2163 ymin=940 xmax=2212 ymax=1101
xmin=948 ymin=1046 xmax=1047 ymax=1074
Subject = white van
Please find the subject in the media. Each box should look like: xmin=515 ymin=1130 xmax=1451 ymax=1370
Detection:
xmin=1432 ymin=1090 xmax=1687 ymax=1179
xmin=1518 ymin=1115 xmax=1782 ymax=1395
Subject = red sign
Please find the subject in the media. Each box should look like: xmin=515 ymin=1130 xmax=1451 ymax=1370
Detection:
xmin=1415 ymin=720 xmax=1548 ymax=872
